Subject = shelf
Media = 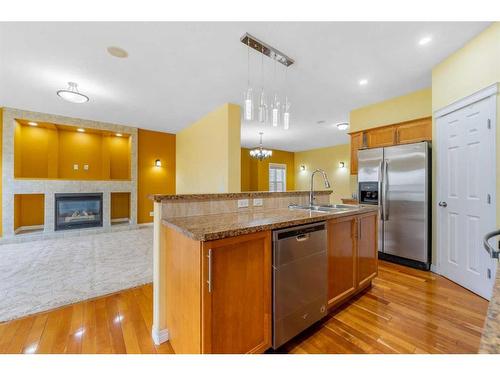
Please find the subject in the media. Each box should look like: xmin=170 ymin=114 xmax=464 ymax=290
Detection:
xmin=14 ymin=194 xmax=45 ymax=234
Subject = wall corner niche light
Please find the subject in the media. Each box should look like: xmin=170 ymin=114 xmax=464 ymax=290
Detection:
xmin=300 ymin=164 xmax=306 ymax=172
xmin=28 ymin=121 xmax=38 ymax=126
xmin=155 ymin=159 xmax=162 ymax=168
xmin=339 ymin=161 xmax=345 ymax=169
xmin=57 ymin=82 xmax=89 ymax=104
xmin=115 ymin=133 xmax=123 ymax=137
xmin=77 ymin=128 xmax=85 ymax=133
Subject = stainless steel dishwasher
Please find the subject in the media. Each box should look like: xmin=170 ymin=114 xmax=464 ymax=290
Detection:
xmin=272 ymin=221 xmax=328 ymax=349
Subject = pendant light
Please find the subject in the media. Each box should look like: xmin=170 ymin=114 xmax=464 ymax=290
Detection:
xmin=243 ymin=38 xmax=254 ymax=121
xmin=249 ymin=132 xmax=272 ymax=161
xmin=57 ymin=82 xmax=89 ymax=104
xmin=257 ymin=46 xmax=267 ymax=123
xmin=282 ymin=66 xmax=291 ymax=130
xmin=271 ymin=56 xmax=280 ymax=127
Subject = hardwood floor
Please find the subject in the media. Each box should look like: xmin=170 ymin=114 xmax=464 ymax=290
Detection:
xmin=0 ymin=261 xmax=489 ymax=354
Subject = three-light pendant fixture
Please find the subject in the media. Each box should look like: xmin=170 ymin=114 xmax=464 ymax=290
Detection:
xmin=241 ymin=33 xmax=294 ymax=130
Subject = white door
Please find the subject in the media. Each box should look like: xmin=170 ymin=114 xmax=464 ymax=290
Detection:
xmin=437 ymin=94 xmax=497 ymax=300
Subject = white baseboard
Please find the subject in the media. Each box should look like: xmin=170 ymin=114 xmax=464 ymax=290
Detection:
xmin=138 ymin=222 xmax=154 ymax=227
xmin=151 ymin=327 xmax=169 ymax=345
xmin=111 ymin=218 xmax=130 ymax=223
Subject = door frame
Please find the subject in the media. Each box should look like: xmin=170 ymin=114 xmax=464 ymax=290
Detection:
xmin=434 ymin=83 xmax=498 ymax=285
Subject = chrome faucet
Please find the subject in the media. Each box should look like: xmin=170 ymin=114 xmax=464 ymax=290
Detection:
xmin=309 ymin=169 xmax=331 ymax=206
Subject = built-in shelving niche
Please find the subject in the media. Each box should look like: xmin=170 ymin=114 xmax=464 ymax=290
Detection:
xmin=14 ymin=119 xmax=131 ymax=180
xmin=111 ymin=192 xmax=131 ymax=225
xmin=14 ymin=193 xmax=45 ymax=235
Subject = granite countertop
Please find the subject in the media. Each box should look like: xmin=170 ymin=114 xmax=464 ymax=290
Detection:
xmin=151 ymin=190 xmax=332 ymax=203
xmin=162 ymin=205 xmax=378 ymax=241
xmin=479 ymin=265 xmax=500 ymax=353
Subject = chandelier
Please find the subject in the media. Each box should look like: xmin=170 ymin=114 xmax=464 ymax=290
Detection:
xmin=241 ymin=33 xmax=294 ymax=130
xmin=250 ymin=132 xmax=272 ymax=161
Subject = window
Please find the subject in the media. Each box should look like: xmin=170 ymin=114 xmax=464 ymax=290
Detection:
xmin=269 ymin=163 xmax=286 ymax=192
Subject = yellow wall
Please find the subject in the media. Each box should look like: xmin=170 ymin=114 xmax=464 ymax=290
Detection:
xmin=0 ymin=108 xmax=2 ymax=236
xmin=138 ymin=128 xmax=176 ymax=224
xmin=294 ymin=144 xmax=351 ymax=204
xmin=432 ymin=23 xmax=500 ymax=263
xmin=241 ymin=148 xmax=295 ymax=191
xmin=349 ymin=88 xmax=432 ymax=133
xmin=176 ymin=103 xmax=241 ymax=194
xmin=14 ymin=194 xmax=44 ymax=230
xmin=111 ymin=192 xmax=130 ymax=220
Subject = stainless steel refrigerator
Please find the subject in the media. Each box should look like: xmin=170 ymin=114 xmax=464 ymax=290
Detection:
xmin=357 ymin=142 xmax=431 ymax=270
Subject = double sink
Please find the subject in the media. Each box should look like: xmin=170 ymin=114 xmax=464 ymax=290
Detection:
xmin=288 ymin=203 xmax=358 ymax=213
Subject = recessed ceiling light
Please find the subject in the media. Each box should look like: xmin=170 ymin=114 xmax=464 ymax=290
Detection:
xmin=57 ymin=82 xmax=89 ymax=104
xmin=418 ymin=36 xmax=432 ymax=46
xmin=77 ymin=128 xmax=85 ymax=133
xmin=107 ymin=46 xmax=128 ymax=58
xmin=28 ymin=121 xmax=38 ymax=126
xmin=359 ymin=79 xmax=368 ymax=86
xmin=336 ymin=122 xmax=350 ymax=131
xmin=116 ymin=133 xmax=123 ymax=137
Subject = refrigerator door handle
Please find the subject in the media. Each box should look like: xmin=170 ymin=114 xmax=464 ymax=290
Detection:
xmin=378 ymin=160 xmax=384 ymax=220
xmin=383 ymin=160 xmax=389 ymax=221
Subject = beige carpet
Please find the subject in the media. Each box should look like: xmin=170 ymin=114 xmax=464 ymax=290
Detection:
xmin=0 ymin=226 xmax=153 ymax=322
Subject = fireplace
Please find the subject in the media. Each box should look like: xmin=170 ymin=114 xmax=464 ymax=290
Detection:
xmin=55 ymin=193 xmax=103 ymax=231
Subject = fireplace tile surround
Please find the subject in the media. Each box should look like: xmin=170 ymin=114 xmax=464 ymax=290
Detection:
xmin=1 ymin=108 xmax=138 ymax=242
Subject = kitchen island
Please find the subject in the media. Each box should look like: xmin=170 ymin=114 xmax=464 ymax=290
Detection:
xmin=150 ymin=191 xmax=379 ymax=354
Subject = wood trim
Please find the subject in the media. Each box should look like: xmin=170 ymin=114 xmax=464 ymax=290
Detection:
xmin=434 ymin=83 xmax=498 ymax=118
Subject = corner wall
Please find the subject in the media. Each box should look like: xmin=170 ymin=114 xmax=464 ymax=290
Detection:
xmin=176 ymin=103 xmax=241 ymax=194
xmin=138 ymin=129 xmax=176 ymax=224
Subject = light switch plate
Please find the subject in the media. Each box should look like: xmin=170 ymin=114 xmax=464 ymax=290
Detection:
xmin=73 ymin=164 xmax=79 ymax=170
xmin=149 ymin=211 xmax=154 ymax=217
xmin=253 ymin=198 xmax=263 ymax=207
xmin=237 ymin=199 xmax=249 ymax=208
xmin=83 ymin=164 xmax=89 ymax=170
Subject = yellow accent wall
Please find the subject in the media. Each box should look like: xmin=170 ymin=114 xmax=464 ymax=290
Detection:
xmin=294 ymin=144 xmax=351 ymax=204
xmin=138 ymin=128 xmax=176 ymax=224
xmin=111 ymin=192 xmax=130 ymax=220
xmin=0 ymin=108 xmax=2 ymax=236
xmin=14 ymin=194 xmax=44 ymax=230
xmin=176 ymin=103 xmax=241 ymax=194
xmin=349 ymin=88 xmax=432 ymax=133
xmin=432 ymin=23 xmax=500 ymax=262
xmin=241 ymin=148 xmax=295 ymax=191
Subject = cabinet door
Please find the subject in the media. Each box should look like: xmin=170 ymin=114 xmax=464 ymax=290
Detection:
xmin=201 ymin=231 xmax=271 ymax=354
xmin=396 ymin=117 xmax=432 ymax=144
xmin=367 ymin=126 xmax=396 ymax=148
xmin=357 ymin=212 xmax=378 ymax=289
xmin=327 ymin=217 xmax=357 ymax=307
xmin=350 ymin=132 xmax=363 ymax=175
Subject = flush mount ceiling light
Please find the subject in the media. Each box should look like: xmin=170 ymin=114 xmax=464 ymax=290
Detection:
xmin=418 ymin=36 xmax=433 ymax=46
xmin=359 ymin=79 xmax=368 ymax=86
xmin=28 ymin=121 xmax=38 ymax=126
xmin=249 ymin=132 xmax=272 ymax=161
xmin=57 ymin=82 xmax=89 ymax=104
xmin=336 ymin=122 xmax=350 ymax=131
xmin=107 ymin=46 xmax=128 ymax=58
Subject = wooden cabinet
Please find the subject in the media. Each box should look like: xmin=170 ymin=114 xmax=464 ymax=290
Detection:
xmin=350 ymin=132 xmax=363 ymax=175
xmin=349 ymin=117 xmax=431 ymax=175
xmin=201 ymin=231 xmax=271 ymax=354
xmin=357 ymin=212 xmax=378 ymax=289
xmin=396 ymin=117 xmax=432 ymax=144
xmin=327 ymin=216 xmax=357 ymax=306
xmin=327 ymin=211 xmax=378 ymax=308
xmin=367 ymin=125 xmax=397 ymax=148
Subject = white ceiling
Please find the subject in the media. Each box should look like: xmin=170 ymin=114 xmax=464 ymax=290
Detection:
xmin=0 ymin=22 xmax=490 ymax=151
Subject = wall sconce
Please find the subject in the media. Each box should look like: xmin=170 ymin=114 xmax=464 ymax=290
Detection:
xmin=155 ymin=159 xmax=162 ymax=168
xmin=300 ymin=164 xmax=306 ymax=172
xmin=339 ymin=161 xmax=345 ymax=169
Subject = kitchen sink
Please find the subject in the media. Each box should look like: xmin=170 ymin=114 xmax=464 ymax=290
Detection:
xmin=288 ymin=204 xmax=358 ymax=212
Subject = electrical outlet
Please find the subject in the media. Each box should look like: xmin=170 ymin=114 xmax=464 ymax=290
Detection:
xmin=149 ymin=211 xmax=154 ymax=217
xmin=83 ymin=164 xmax=89 ymax=171
xmin=237 ymin=199 xmax=249 ymax=208
xmin=73 ymin=164 xmax=79 ymax=171
xmin=253 ymin=198 xmax=263 ymax=207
